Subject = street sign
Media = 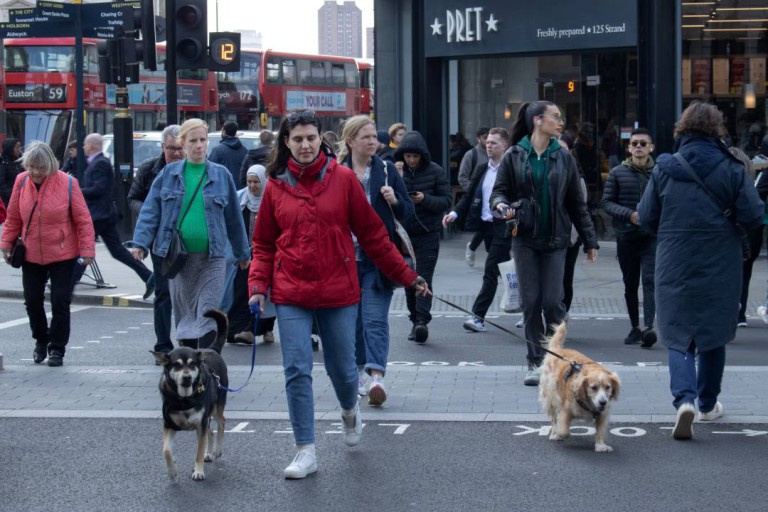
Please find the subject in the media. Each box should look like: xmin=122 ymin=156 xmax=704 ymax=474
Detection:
xmin=586 ymin=74 xmax=601 ymax=86
xmin=1 ymin=1 xmax=76 ymax=38
xmin=81 ymin=3 xmax=135 ymax=39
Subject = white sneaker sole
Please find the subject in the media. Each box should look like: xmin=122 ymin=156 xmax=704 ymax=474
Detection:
xmin=673 ymin=405 xmax=695 ymax=440
xmin=284 ymin=462 xmax=317 ymax=479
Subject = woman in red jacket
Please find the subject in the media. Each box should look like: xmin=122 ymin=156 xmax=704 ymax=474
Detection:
xmin=248 ymin=110 xmax=430 ymax=479
xmin=1 ymin=141 xmax=95 ymax=367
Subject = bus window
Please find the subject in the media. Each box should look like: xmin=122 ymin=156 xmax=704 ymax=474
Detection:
xmin=266 ymin=57 xmax=280 ymax=83
xmin=309 ymin=61 xmax=325 ymax=85
xmin=330 ymin=63 xmax=345 ymax=86
xmin=282 ymin=58 xmax=297 ymax=85
xmin=297 ymin=59 xmax=311 ymax=85
xmin=344 ymin=63 xmax=357 ymax=88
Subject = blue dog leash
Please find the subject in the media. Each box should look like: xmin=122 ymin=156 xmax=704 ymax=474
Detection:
xmin=217 ymin=305 xmax=260 ymax=393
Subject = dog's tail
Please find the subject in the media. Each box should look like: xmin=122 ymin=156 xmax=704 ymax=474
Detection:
xmin=203 ymin=309 xmax=229 ymax=354
xmin=548 ymin=322 xmax=568 ymax=350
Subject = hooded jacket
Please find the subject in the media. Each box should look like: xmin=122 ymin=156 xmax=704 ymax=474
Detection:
xmin=393 ymin=131 xmax=452 ymax=235
xmin=601 ymin=155 xmax=656 ymax=239
xmin=239 ymin=145 xmax=272 ymax=186
xmin=248 ymin=149 xmax=418 ymax=309
xmin=0 ymin=138 xmax=24 ymax=206
xmin=490 ymin=137 xmax=598 ymax=251
xmin=209 ymin=136 xmax=248 ymax=187
xmin=637 ymin=136 xmax=764 ymax=351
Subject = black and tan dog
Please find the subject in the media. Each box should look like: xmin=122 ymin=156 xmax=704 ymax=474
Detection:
xmin=152 ymin=310 xmax=229 ymax=481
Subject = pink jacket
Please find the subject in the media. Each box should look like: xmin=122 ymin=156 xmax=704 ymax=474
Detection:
xmin=0 ymin=170 xmax=95 ymax=264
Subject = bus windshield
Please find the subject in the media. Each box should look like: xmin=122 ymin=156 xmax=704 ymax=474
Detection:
xmin=5 ymin=110 xmax=73 ymax=159
xmin=4 ymin=46 xmax=75 ymax=73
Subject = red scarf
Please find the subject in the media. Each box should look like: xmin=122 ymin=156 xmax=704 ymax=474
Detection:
xmin=287 ymin=150 xmax=328 ymax=182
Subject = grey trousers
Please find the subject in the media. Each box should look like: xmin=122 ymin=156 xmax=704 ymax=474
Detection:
xmin=512 ymin=241 xmax=567 ymax=366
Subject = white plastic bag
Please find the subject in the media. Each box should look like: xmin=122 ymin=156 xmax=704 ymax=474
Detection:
xmin=498 ymin=258 xmax=521 ymax=313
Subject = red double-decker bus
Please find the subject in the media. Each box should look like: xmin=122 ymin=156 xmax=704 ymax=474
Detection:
xmin=259 ymin=49 xmax=364 ymax=131
xmin=2 ymin=38 xmax=219 ymax=161
xmin=357 ymin=59 xmax=374 ymax=118
xmin=216 ymin=48 xmax=263 ymax=130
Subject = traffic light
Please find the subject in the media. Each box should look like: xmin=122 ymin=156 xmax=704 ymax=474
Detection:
xmin=173 ymin=0 xmax=208 ymax=70
xmin=209 ymin=32 xmax=241 ymax=72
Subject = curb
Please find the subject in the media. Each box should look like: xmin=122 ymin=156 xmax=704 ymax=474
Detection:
xmin=0 ymin=289 xmax=152 ymax=309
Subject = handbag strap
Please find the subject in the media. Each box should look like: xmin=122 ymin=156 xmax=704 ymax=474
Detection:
xmin=178 ymin=164 xmax=207 ymax=226
xmin=18 ymin=175 xmax=37 ymax=240
xmin=673 ymin=152 xmax=734 ymax=220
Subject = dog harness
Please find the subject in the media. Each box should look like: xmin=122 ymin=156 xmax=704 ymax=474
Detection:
xmin=161 ymin=370 xmax=214 ymax=431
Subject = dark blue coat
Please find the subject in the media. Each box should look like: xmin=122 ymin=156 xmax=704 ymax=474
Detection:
xmin=637 ymin=136 xmax=764 ymax=351
xmin=80 ymin=153 xmax=116 ymax=222
xmin=344 ymin=154 xmax=414 ymax=289
xmin=209 ymin=136 xmax=248 ymax=187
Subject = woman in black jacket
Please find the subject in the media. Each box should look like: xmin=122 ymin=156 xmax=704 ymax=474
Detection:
xmin=0 ymin=138 xmax=24 ymax=206
xmin=491 ymin=101 xmax=599 ymax=386
xmin=394 ymin=131 xmax=452 ymax=343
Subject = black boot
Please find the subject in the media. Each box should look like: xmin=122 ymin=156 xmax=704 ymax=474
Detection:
xmin=178 ymin=339 xmax=199 ymax=349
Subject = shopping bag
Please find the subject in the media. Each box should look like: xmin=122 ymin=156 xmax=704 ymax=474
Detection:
xmin=498 ymin=258 xmax=521 ymax=313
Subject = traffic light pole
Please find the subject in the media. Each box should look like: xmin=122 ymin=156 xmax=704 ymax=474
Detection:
xmin=74 ymin=2 xmax=86 ymax=180
xmin=166 ymin=0 xmax=178 ymax=126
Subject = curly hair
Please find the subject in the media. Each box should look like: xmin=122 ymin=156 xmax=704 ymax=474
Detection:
xmin=674 ymin=102 xmax=726 ymax=140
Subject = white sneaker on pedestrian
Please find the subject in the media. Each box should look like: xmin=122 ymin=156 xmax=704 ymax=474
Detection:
xmin=283 ymin=447 xmax=317 ymax=479
xmin=367 ymin=375 xmax=387 ymax=406
xmin=698 ymin=401 xmax=723 ymax=421
xmin=673 ymin=403 xmax=695 ymax=440
xmin=523 ymin=363 xmax=542 ymax=386
xmin=465 ymin=242 xmax=476 ymax=267
xmin=342 ymin=403 xmax=362 ymax=447
xmin=357 ymin=370 xmax=368 ymax=397
xmin=516 ymin=318 xmax=525 ymax=328
xmin=463 ymin=316 xmax=487 ymax=332
xmin=757 ymin=305 xmax=768 ymax=325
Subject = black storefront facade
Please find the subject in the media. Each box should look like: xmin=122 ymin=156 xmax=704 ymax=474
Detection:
xmin=374 ymin=0 xmax=767 ymax=191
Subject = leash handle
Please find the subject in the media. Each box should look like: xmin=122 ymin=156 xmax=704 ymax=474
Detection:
xmin=218 ymin=306 xmax=260 ymax=393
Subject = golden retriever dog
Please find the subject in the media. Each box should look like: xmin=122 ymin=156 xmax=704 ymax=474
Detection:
xmin=539 ymin=322 xmax=621 ymax=452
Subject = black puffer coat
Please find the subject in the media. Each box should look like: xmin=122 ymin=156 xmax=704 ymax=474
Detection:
xmin=128 ymin=154 xmax=167 ymax=216
xmin=0 ymin=138 xmax=23 ymax=206
xmin=601 ymin=156 xmax=655 ymax=240
xmin=394 ymin=131 xmax=452 ymax=235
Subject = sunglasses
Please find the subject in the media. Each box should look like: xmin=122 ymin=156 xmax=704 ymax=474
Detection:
xmin=163 ymin=144 xmax=184 ymax=153
xmin=287 ymin=110 xmax=317 ymax=125
xmin=630 ymin=140 xmax=649 ymax=147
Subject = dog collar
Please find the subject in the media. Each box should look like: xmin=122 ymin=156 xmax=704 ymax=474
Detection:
xmin=576 ymin=397 xmax=602 ymax=420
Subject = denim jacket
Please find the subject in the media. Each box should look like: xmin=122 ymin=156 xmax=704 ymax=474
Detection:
xmin=127 ymin=159 xmax=250 ymax=262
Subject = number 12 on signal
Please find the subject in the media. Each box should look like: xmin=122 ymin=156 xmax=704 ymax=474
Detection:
xmin=209 ymin=32 xmax=241 ymax=72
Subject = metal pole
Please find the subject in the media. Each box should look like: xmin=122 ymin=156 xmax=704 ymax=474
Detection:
xmin=166 ymin=0 xmax=178 ymax=125
xmin=74 ymin=0 xmax=86 ymax=180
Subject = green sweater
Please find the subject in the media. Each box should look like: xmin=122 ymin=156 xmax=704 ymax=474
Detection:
xmin=518 ymin=136 xmax=562 ymax=241
xmin=178 ymin=162 xmax=209 ymax=253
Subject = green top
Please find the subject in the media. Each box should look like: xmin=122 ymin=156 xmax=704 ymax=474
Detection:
xmin=178 ymin=161 xmax=209 ymax=253
xmin=518 ymin=136 xmax=561 ymax=241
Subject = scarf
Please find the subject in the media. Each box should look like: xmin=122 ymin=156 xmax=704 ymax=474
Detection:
xmin=287 ymin=149 xmax=328 ymax=182
xmin=244 ymin=164 xmax=267 ymax=213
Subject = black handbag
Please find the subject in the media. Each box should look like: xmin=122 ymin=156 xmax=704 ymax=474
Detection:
xmin=10 ymin=187 xmax=37 ymax=269
xmin=161 ymin=170 xmax=206 ymax=278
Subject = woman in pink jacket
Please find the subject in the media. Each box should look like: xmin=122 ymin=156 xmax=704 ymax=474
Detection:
xmin=248 ymin=110 xmax=430 ymax=479
xmin=1 ymin=141 xmax=95 ymax=367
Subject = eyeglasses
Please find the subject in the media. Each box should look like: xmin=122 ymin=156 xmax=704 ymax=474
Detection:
xmin=630 ymin=140 xmax=649 ymax=147
xmin=163 ymin=144 xmax=184 ymax=153
xmin=287 ymin=110 xmax=317 ymax=125
xmin=540 ymin=114 xmax=564 ymax=124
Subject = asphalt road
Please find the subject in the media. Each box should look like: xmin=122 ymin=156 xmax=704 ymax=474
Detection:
xmin=1 ymin=417 xmax=765 ymax=512
xmin=2 ymin=299 xmax=767 ymax=368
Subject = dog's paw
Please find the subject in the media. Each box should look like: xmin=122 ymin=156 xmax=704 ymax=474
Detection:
xmin=213 ymin=448 xmax=222 ymax=460
xmin=167 ymin=465 xmax=178 ymax=481
xmin=594 ymin=443 xmax=613 ymax=453
xmin=192 ymin=470 xmax=206 ymax=481
xmin=549 ymin=432 xmax=565 ymax=441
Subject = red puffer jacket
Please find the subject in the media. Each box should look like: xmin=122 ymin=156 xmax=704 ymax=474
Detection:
xmin=249 ymin=152 xmax=417 ymax=309
xmin=0 ymin=171 xmax=95 ymax=264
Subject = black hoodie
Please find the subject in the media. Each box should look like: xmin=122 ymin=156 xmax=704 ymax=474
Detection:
xmin=0 ymin=138 xmax=23 ymax=206
xmin=394 ymin=131 xmax=452 ymax=234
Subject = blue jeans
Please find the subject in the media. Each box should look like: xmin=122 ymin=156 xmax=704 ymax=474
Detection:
xmin=276 ymin=304 xmax=359 ymax=445
xmin=355 ymin=260 xmax=394 ymax=375
xmin=150 ymin=252 xmax=173 ymax=352
xmin=668 ymin=343 xmax=725 ymax=412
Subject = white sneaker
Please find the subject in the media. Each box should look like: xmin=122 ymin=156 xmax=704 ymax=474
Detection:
xmin=342 ymin=403 xmax=362 ymax=447
xmin=463 ymin=316 xmax=487 ymax=332
xmin=283 ymin=449 xmax=317 ymax=479
xmin=357 ymin=370 xmax=368 ymax=396
xmin=673 ymin=403 xmax=695 ymax=440
xmin=698 ymin=401 xmax=723 ymax=421
xmin=737 ymin=320 xmax=748 ymax=328
xmin=523 ymin=364 xmax=542 ymax=386
xmin=465 ymin=242 xmax=476 ymax=267
xmin=515 ymin=318 xmax=525 ymax=328
xmin=757 ymin=305 xmax=768 ymax=325
xmin=367 ymin=376 xmax=387 ymax=406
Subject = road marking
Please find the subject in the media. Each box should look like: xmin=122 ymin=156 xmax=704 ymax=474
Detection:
xmin=87 ymin=340 xmax=100 ymax=343
xmin=114 ymin=331 xmax=128 ymax=334
xmin=100 ymin=336 xmax=113 ymax=339
xmin=712 ymin=429 xmax=767 ymax=437
xmin=0 ymin=305 xmax=90 ymax=330
xmin=379 ymin=423 xmax=411 ymax=434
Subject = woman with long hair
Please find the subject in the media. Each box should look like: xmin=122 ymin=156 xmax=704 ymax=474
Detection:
xmin=248 ymin=110 xmax=429 ymax=479
xmin=336 ymin=115 xmax=414 ymax=407
xmin=490 ymin=101 xmax=599 ymax=386
xmin=128 ymin=118 xmax=250 ymax=349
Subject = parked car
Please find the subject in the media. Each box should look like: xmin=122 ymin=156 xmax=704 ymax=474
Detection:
xmin=207 ymin=130 xmax=263 ymax=156
xmin=102 ymin=131 xmax=164 ymax=177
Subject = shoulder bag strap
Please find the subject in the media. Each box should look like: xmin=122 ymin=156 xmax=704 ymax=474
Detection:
xmin=178 ymin=165 xmax=207 ymax=226
xmin=673 ymin=152 xmax=734 ymax=220
xmin=19 ymin=175 xmax=37 ymax=240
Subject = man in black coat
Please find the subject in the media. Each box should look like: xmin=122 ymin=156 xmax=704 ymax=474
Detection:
xmin=238 ymin=130 xmax=274 ymax=186
xmin=127 ymin=125 xmax=183 ymax=354
xmin=601 ymin=128 xmax=657 ymax=348
xmin=210 ymin=120 xmax=248 ymax=187
xmin=0 ymin=138 xmax=24 ymax=207
xmin=73 ymin=133 xmax=153 ymax=297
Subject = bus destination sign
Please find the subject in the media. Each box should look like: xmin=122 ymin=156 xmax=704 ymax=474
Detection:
xmin=6 ymin=84 xmax=68 ymax=104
